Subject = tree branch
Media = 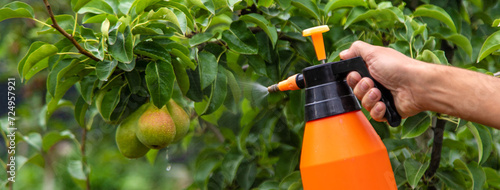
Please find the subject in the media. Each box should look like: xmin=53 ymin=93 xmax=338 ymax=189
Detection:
xmin=425 ymin=115 xmax=446 ymax=179
xmin=80 ymin=128 xmax=91 ymax=190
xmin=42 ymin=0 xmax=100 ymax=62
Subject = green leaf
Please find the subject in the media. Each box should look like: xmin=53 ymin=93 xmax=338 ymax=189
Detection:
xmin=71 ymin=0 xmax=92 ymax=12
xmin=0 ymin=2 xmax=34 ymax=22
xmin=23 ymin=132 xmax=42 ymax=152
xmin=172 ymin=59 xmax=190 ymax=95
xmin=132 ymin=25 xmax=161 ymax=35
xmin=291 ymin=0 xmax=320 ymax=21
xmin=42 ymin=130 xmax=76 ymax=152
xmin=148 ymin=8 xmax=181 ymax=30
xmin=245 ymin=55 xmax=267 ymax=76
xmin=79 ymin=75 xmax=98 ymax=104
xmin=17 ymin=42 xmax=58 ymax=82
xmin=402 ymin=112 xmax=431 ymax=138
xmin=148 ymin=1 xmax=194 ymax=27
xmin=47 ymin=59 xmax=80 ymax=97
xmin=145 ymin=61 xmax=175 ymax=108
xmin=324 ymin=0 xmax=366 ymax=13
xmin=146 ymin=149 xmax=158 ymax=165
xmin=134 ymin=41 xmax=170 ymax=62
xmin=195 ymin=66 xmax=228 ymax=115
xmin=279 ymin=171 xmax=302 ymax=190
xmin=39 ymin=15 xmax=76 ymax=34
xmin=466 ymin=123 xmax=492 ymax=165
xmin=221 ymin=151 xmax=244 ymax=183
xmin=189 ymin=33 xmax=214 ymax=47
xmin=74 ymin=96 xmax=89 ymax=128
xmin=22 ymin=153 xmax=45 ymax=169
xmin=118 ymin=59 xmax=136 ymax=72
xmin=83 ymin=13 xmax=118 ymax=24
xmin=198 ymin=51 xmax=218 ymax=90
xmin=124 ymin=69 xmax=142 ymax=94
xmin=258 ymin=181 xmax=280 ymax=190
xmin=484 ymin=167 xmax=500 ymax=189
xmin=96 ymin=60 xmax=118 ymax=81
xmin=191 ymin=0 xmax=215 ymax=14
xmin=418 ymin=50 xmax=441 ymax=64
xmin=477 ymin=30 xmax=500 ymax=62
xmin=194 ymin=158 xmax=221 ymax=189
xmin=67 ymin=160 xmax=87 ymax=189
xmin=77 ymin=0 xmax=114 ymax=14
xmin=236 ymin=161 xmax=257 ymax=190
xmin=436 ymin=168 xmax=467 ymax=189
xmin=46 ymin=60 xmax=83 ymax=119
xmin=404 ymin=158 xmax=429 ymax=189
xmin=468 ymin=162 xmax=486 ymax=190
xmin=345 ymin=7 xmax=399 ymax=29
xmin=239 ymin=13 xmax=278 ymax=47
xmin=223 ymin=69 xmax=242 ymax=104
xmin=108 ymin=26 xmax=133 ymax=63
xmin=221 ymin=20 xmax=259 ymax=55
xmin=96 ymin=85 xmax=122 ymax=121
xmin=432 ymin=28 xmax=472 ymax=56
xmin=131 ymin=0 xmax=160 ymax=14
xmin=493 ymin=19 xmax=500 ymax=27
xmin=227 ymin=0 xmax=242 ymax=11
xmin=171 ymin=49 xmax=196 ymax=70
xmin=207 ymin=66 xmax=228 ymax=115
xmin=413 ymin=4 xmax=456 ymax=33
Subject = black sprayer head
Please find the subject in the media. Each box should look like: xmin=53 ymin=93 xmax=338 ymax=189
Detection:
xmin=302 ymin=57 xmax=401 ymax=127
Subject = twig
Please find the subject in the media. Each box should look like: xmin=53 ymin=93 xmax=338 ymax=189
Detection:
xmin=205 ymin=122 xmax=225 ymax=143
xmin=425 ymin=115 xmax=446 ymax=180
xmin=42 ymin=0 xmax=100 ymax=62
xmin=81 ymin=128 xmax=91 ymax=190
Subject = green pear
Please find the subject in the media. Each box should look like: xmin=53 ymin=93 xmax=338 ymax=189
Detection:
xmin=166 ymin=99 xmax=190 ymax=142
xmin=115 ymin=103 xmax=150 ymax=159
xmin=136 ymin=103 xmax=176 ymax=149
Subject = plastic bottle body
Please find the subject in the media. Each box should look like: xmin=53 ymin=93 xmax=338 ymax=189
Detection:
xmin=300 ymin=110 xmax=396 ymax=190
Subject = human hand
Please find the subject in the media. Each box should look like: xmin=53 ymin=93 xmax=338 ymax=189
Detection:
xmin=339 ymin=41 xmax=424 ymax=121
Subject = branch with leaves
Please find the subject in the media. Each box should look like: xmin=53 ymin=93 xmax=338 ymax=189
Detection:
xmin=42 ymin=0 xmax=100 ymax=62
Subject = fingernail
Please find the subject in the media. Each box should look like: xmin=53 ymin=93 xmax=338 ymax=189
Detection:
xmin=360 ymin=80 xmax=369 ymax=91
xmin=375 ymin=103 xmax=384 ymax=112
xmin=369 ymin=91 xmax=377 ymax=100
xmin=339 ymin=49 xmax=348 ymax=58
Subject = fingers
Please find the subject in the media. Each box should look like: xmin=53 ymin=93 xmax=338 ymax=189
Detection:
xmin=339 ymin=41 xmax=372 ymax=60
xmin=352 ymin=78 xmax=374 ymax=101
xmin=371 ymin=102 xmax=387 ymax=122
xmin=346 ymin=71 xmax=362 ymax=89
xmin=348 ymin=75 xmax=387 ymax=121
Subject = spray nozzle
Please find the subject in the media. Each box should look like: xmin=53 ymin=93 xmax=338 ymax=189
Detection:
xmin=267 ymin=74 xmax=305 ymax=93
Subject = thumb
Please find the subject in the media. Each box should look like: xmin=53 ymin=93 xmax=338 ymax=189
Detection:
xmin=339 ymin=41 xmax=371 ymax=60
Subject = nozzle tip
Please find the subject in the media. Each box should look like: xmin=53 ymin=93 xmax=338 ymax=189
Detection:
xmin=268 ymin=84 xmax=279 ymax=93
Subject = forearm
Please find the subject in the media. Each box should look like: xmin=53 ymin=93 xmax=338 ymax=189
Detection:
xmin=413 ymin=62 xmax=500 ymax=129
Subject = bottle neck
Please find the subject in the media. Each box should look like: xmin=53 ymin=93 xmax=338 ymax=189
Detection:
xmin=304 ymin=80 xmax=361 ymax=122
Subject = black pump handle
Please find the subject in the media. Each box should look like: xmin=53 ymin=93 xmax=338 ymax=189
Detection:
xmin=332 ymin=57 xmax=401 ymax=127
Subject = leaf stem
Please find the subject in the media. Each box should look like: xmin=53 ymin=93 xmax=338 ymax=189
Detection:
xmin=33 ymin=18 xmax=53 ymax=28
xmin=42 ymin=0 xmax=100 ymax=62
xmin=57 ymin=52 xmax=82 ymax=55
xmin=72 ymin=12 xmax=78 ymax=38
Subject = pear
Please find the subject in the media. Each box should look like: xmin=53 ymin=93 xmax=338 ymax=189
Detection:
xmin=115 ymin=103 xmax=150 ymax=158
xmin=136 ymin=103 xmax=176 ymax=149
xmin=166 ymin=99 xmax=190 ymax=142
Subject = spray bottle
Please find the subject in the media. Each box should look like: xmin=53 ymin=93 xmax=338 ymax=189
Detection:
xmin=267 ymin=26 xmax=401 ymax=189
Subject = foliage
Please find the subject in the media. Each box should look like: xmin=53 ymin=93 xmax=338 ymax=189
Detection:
xmin=1 ymin=0 xmax=500 ymax=189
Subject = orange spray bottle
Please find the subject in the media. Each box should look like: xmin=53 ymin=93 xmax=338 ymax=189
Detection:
xmin=268 ymin=26 xmax=401 ymax=189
